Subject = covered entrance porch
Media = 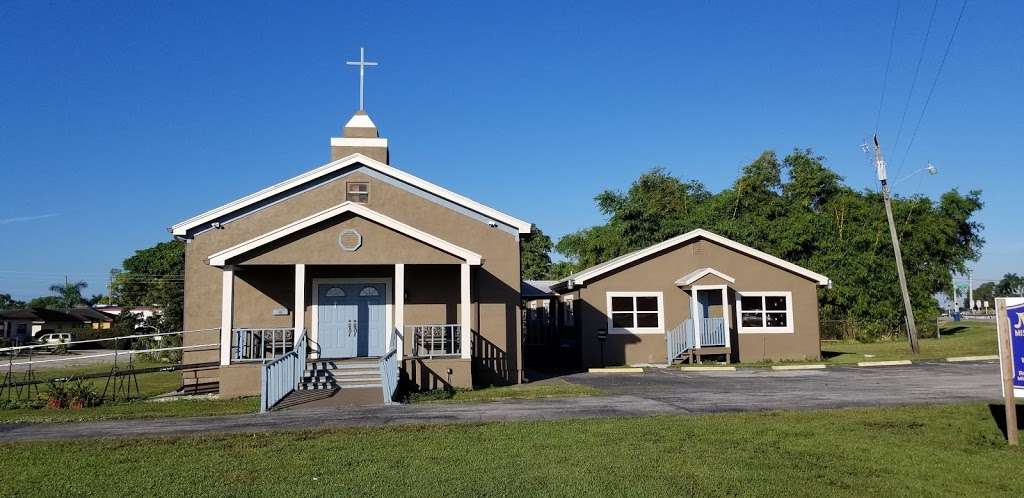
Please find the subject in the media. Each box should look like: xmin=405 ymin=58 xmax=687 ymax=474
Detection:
xmin=666 ymin=268 xmax=733 ymax=364
xmin=205 ymin=202 xmax=484 ymax=407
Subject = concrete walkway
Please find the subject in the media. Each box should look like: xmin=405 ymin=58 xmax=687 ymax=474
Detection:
xmin=0 ymin=361 xmax=1001 ymax=443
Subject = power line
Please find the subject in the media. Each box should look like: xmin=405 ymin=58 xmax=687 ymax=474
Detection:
xmin=874 ymin=0 xmax=902 ymax=135
xmin=895 ymin=0 xmax=969 ymax=175
xmin=890 ymin=0 xmax=940 ymax=164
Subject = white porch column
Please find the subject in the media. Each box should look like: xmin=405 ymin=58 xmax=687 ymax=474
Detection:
xmin=220 ymin=267 xmax=234 ymax=366
xmin=394 ymin=263 xmax=405 ymax=361
xmin=722 ymin=287 xmax=731 ymax=349
xmin=460 ymin=263 xmax=471 ymax=359
xmin=294 ymin=264 xmax=305 ymax=347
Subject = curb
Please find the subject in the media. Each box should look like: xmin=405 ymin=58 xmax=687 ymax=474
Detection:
xmin=770 ymin=364 xmax=827 ymax=371
xmin=946 ymin=355 xmax=999 ymax=362
xmin=680 ymin=366 xmax=737 ymax=372
xmin=857 ymin=360 xmax=913 ymax=367
xmin=587 ymin=367 xmax=644 ymax=374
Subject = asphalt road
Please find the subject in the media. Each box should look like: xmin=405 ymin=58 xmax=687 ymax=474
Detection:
xmin=0 ymin=361 xmax=1002 ymax=442
xmin=2 ymin=349 xmax=119 ymax=372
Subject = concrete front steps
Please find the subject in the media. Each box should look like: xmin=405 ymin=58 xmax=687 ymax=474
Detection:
xmin=301 ymin=359 xmax=382 ymax=390
xmin=266 ymin=358 xmax=385 ymax=410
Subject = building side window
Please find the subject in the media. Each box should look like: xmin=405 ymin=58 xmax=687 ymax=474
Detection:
xmin=606 ymin=292 xmax=664 ymax=334
xmin=346 ymin=182 xmax=369 ymax=203
xmin=738 ymin=292 xmax=794 ymax=333
xmin=562 ymin=296 xmax=575 ymax=327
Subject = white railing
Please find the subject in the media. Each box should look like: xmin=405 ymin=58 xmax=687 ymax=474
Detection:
xmin=666 ymin=319 xmax=695 ymax=362
xmin=408 ymin=325 xmax=461 ymax=358
xmin=379 ymin=347 xmax=399 ymax=404
xmin=700 ymin=317 xmax=727 ymax=347
xmin=232 ymin=328 xmax=296 ymax=362
xmin=260 ymin=333 xmax=306 ymax=413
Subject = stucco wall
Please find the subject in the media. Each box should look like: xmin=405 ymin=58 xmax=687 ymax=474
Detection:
xmin=181 ymin=164 xmax=522 ymax=389
xmin=577 ymin=238 xmax=822 ymax=366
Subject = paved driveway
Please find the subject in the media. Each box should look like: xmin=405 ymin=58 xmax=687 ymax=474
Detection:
xmin=0 ymin=361 xmax=1002 ymax=442
xmin=566 ymin=361 xmax=1001 ymax=412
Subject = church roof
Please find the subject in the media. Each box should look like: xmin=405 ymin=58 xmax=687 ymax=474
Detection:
xmin=170 ymin=153 xmax=532 ymax=236
xmin=206 ymin=201 xmax=484 ymax=266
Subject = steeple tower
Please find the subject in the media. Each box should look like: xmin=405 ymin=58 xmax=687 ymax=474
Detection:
xmin=331 ymin=47 xmax=388 ymax=163
xmin=331 ymin=110 xmax=389 ymax=163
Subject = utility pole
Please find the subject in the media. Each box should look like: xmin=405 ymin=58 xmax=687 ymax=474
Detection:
xmin=968 ymin=270 xmax=974 ymax=312
xmin=873 ymin=135 xmax=920 ymax=354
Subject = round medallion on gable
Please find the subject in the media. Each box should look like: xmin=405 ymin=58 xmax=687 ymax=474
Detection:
xmin=338 ymin=228 xmax=363 ymax=251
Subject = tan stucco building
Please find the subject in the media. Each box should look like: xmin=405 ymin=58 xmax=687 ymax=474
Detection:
xmin=172 ymin=107 xmax=831 ymax=406
xmin=172 ymin=110 xmax=531 ymax=400
xmin=538 ymin=230 xmax=831 ymax=368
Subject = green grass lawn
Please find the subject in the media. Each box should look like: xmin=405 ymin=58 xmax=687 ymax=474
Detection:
xmin=2 ymin=402 xmax=1022 ymax=496
xmin=0 ymin=360 xmax=259 ymax=423
xmin=0 ymin=396 xmax=260 ymax=424
xmin=818 ymin=320 xmax=998 ymax=364
xmin=408 ymin=381 xmax=602 ymax=403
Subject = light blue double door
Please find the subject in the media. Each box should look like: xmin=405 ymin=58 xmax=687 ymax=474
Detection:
xmin=317 ymin=282 xmax=387 ymax=358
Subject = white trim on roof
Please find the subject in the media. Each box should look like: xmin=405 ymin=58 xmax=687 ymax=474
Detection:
xmin=674 ymin=268 xmax=736 ymax=286
xmin=344 ymin=114 xmax=376 ymax=128
xmin=207 ymin=202 xmax=483 ymax=266
xmin=330 ymin=137 xmax=388 ymax=147
xmin=560 ymin=229 xmax=830 ymax=287
xmin=170 ymin=153 xmax=532 ymax=236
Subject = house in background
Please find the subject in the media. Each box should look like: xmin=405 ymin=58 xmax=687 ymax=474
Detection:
xmin=538 ymin=229 xmax=831 ymax=367
xmin=95 ymin=305 xmax=161 ymax=321
xmin=0 ymin=307 xmax=112 ymax=343
xmin=171 ymin=109 xmax=531 ymax=401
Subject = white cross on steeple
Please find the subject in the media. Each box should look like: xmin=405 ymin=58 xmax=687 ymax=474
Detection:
xmin=346 ymin=47 xmax=378 ymax=110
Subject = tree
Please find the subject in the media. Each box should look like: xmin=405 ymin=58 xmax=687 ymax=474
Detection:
xmin=972 ymin=282 xmax=996 ymax=307
xmin=111 ymin=240 xmax=185 ymax=333
xmin=0 ymin=293 xmax=25 ymax=311
xmin=27 ymin=295 xmax=62 ymax=309
xmin=48 ymin=281 xmax=88 ymax=309
xmin=521 ymin=228 xmax=554 ymax=280
xmin=555 ymin=149 xmax=984 ymax=336
xmin=997 ymin=273 xmax=1024 ymax=297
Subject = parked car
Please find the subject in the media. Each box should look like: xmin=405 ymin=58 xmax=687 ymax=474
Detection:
xmin=35 ymin=332 xmax=72 ymax=352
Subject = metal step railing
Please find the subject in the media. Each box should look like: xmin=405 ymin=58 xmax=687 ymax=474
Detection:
xmin=260 ymin=332 xmax=306 ymax=413
xmin=700 ymin=317 xmax=727 ymax=347
xmin=666 ymin=319 xmax=695 ymax=362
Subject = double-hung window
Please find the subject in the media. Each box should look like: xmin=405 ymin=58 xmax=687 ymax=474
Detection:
xmin=606 ymin=292 xmax=664 ymax=333
xmin=738 ymin=292 xmax=794 ymax=333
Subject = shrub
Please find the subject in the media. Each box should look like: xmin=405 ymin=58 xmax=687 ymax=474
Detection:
xmin=67 ymin=379 xmax=100 ymax=409
xmin=44 ymin=379 xmax=69 ymax=409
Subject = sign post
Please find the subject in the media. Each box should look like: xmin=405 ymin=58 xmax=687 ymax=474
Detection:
xmin=596 ymin=328 xmax=608 ymax=368
xmin=996 ymin=297 xmax=1024 ymax=446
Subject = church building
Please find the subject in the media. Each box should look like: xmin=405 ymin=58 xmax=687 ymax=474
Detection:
xmin=171 ymin=49 xmax=828 ymax=408
xmin=171 ymin=52 xmax=530 ymax=401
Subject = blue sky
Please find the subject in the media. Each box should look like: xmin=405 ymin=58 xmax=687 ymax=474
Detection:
xmin=0 ymin=1 xmax=1020 ymax=300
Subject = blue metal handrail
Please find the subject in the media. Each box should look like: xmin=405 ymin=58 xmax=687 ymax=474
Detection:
xmin=666 ymin=319 xmax=695 ymax=362
xmin=378 ymin=327 xmax=401 ymax=401
xmin=378 ymin=346 xmax=399 ymax=405
xmin=700 ymin=317 xmax=727 ymax=347
xmin=260 ymin=332 xmax=306 ymax=413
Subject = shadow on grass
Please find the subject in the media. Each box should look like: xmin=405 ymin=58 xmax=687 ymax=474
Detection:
xmin=938 ymin=325 xmax=972 ymax=337
xmin=987 ymin=404 xmax=1024 ymax=439
xmin=821 ymin=350 xmax=848 ymax=360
